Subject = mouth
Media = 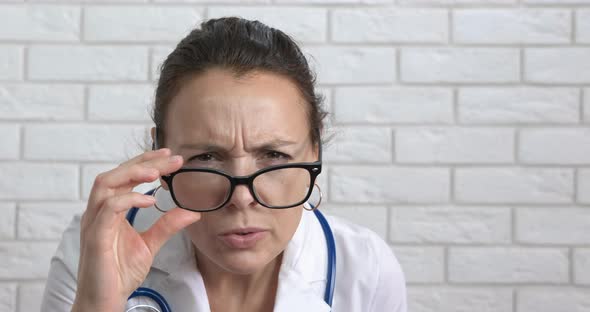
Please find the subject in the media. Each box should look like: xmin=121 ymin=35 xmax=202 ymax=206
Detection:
xmin=219 ymin=228 xmax=268 ymax=249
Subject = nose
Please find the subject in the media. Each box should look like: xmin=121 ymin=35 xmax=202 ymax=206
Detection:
xmin=226 ymin=184 xmax=258 ymax=210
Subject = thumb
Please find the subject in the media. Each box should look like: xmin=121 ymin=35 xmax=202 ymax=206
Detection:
xmin=141 ymin=207 xmax=201 ymax=256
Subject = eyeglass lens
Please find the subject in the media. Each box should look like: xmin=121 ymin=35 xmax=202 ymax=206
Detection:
xmin=171 ymin=167 xmax=312 ymax=211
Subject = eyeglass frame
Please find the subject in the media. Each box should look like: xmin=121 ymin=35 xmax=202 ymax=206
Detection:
xmin=153 ymin=127 xmax=323 ymax=212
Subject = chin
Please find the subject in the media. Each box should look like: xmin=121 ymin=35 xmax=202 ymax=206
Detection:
xmin=216 ymin=249 xmax=280 ymax=275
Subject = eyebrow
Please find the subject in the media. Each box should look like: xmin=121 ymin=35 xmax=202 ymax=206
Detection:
xmin=178 ymin=139 xmax=299 ymax=152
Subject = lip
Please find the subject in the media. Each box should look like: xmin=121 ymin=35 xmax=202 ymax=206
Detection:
xmin=218 ymin=228 xmax=268 ymax=249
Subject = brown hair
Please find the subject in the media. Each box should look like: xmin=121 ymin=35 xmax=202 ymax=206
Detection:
xmin=152 ymin=17 xmax=327 ymax=147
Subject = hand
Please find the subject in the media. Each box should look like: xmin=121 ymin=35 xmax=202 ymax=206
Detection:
xmin=72 ymin=148 xmax=201 ymax=311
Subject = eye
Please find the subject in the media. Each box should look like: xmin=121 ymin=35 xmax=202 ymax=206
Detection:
xmin=264 ymin=151 xmax=292 ymax=160
xmin=188 ymin=153 xmax=216 ymax=162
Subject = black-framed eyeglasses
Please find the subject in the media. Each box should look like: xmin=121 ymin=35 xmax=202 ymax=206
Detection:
xmin=159 ymin=142 xmax=322 ymax=212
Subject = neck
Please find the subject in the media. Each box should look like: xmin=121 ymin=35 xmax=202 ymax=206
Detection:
xmin=195 ymin=250 xmax=282 ymax=311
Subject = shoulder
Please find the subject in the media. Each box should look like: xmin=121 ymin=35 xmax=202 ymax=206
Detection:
xmin=41 ymin=214 xmax=83 ymax=310
xmin=324 ymin=213 xmax=407 ymax=312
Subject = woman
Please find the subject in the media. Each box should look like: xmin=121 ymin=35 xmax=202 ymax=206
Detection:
xmin=41 ymin=17 xmax=407 ymax=312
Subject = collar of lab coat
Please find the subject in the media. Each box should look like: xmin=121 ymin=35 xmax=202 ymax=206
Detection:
xmin=144 ymin=208 xmax=331 ymax=311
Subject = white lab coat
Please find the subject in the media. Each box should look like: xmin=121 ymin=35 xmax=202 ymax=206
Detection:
xmin=41 ymin=206 xmax=407 ymax=311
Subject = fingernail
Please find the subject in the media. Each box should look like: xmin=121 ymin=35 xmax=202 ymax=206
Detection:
xmin=169 ymin=155 xmax=182 ymax=163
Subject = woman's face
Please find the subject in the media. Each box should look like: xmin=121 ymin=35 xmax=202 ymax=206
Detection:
xmin=159 ymin=68 xmax=318 ymax=275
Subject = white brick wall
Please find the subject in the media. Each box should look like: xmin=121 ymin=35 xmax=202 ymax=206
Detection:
xmin=84 ymin=6 xmax=203 ymax=42
xmin=0 ymin=2 xmax=589 ymax=311
xmin=401 ymin=48 xmax=520 ymax=83
xmin=574 ymin=249 xmax=590 ymax=285
xmin=458 ymin=87 xmax=580 ymax=124
xmin=0 ymin=46 xmax=23 ymax=80
xmin=0 ymin=84 xmax=85 ymax=120
xmin=517 ymin=288 xmax=590 ymax=312
xmin=408 ymin=287 xmax=513 ymax=312
xmin=453 ymin=9 xmax=571 ymax=44
xmin=449 ymin=247 xmax=569 ymax=283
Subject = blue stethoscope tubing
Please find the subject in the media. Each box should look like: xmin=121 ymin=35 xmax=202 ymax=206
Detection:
xmin=125 ymin=189 xmax=336 ymax=311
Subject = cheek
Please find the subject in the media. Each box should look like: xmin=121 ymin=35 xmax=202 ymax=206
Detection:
xmin=271 ymin=207 xmax=303 ymax=243
xmin=184 ymin=216 xmax=217 ymax=250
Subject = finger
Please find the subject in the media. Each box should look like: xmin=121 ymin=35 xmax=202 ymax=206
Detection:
xmin=141 ymin=208 xmax=202 ymax=256
xmin=94 ymin=154 xmax=182 ymax=195
xmin=85 ymin=149 xmax=169 ymax=211
xmin=92 ymin=192 xmax=157 ymax=236
xmin=86 ymin=166 xmax=160 ymax=220
xmin=87 ymin=154 xmax=183 ymax=216
xmin=118 ymin=148 xmax=171 ymax=169
xmin=103 ymin=192 xmax=157 ymax=214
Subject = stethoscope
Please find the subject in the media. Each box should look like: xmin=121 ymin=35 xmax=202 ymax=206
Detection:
xmin=124 ymin=189 xmax=336 ymax=312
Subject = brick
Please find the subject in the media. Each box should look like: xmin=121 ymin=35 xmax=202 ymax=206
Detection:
xmin=332 ymin=8 xmax=447 ymax=43
xmin=392 ymin=246 xmax=444 ymax=283
xmin=0 ymin=46 xmax=23 ymax=80
xmin=0 ymin=163 xmax=78 ymax=200
xmin=305 ymin=46 xmax=396 ymax=84
xmin=525 ymin=0 xmax=590 ymax=3
xmin=0 ymin=203 xmax=16 ymax=239
xmin=0 ymin=284 xmax=16 ymax=312
xmin=400 ymin=0 xmax=515 ymax=3
xmin=517 ymin=288 xmax=590 ymax=312
xmin=0 ymin=5 xmax=79 ymax=41
xmin=458 ymin=87 xmax=580 ymax=124
xmin=24 ymin=124 xmax=149 ymax=161
xmin=401 ymin=48 xmax=519 ymax=83
xmin=454 ymin=9 xmax=570 ymax=44
xmin=88 ymin=84 xmax=153 ymax=121
xmin=0 ymin=242 xmax=58 ymax=279
xmin=577 ymin=10 xmax=590 ymax=43
xmin=579 ymin=169 xmax=590 ymax=203
xmin=324 ymin=127 xmax=392 ymax=163
xmin=29 ymin=45 xmax=148 ymax=81
xmin=520 ymin=129 xmax=590 ymax=164
xmin=18 ymin=202 xmax=85 ymax=240
xmin=208 ymin=7 xmax=326 ymax=43
xmin=449 ymin=247 xmax=568 ymax=283
xmin=517 ymin=208 xmax=590 ymax=244
xmin=333 ymin=87 xmax=453 ymax=124
xmin=0 ymin=84 xmax=84 ymax=120
xmin=30 ymin=0 xmax=147 ymax=2
xmin=18 ymin=283 xmax=44 ymax=312
xmin=455 ymin=168 xmax=573 ymax=204
xmin=407 ymin=287 xmax=513 ymax=312
xmin=395 ymin=127 xmax=514 ymax=164
xmin=526 ymin=48 xmax=590 ymax=84
xmin=0 ymin=124 xmax=19 ymax=160
xmin=85 ymin=6 xmax=202 ymax=42
xmin=322 ymin=205 xmax=387 ymax=238
xmin=331 ymin=166 xmax=450 ymax=204
xmin=390 ymin=206 xmax=511 ymax=244
xmin=574 ymin=249 xmax=590 ymax=285
xmin=157 ymin=0 xmax=268 ymax=2
xmin=274 ymin=0 xmax=370 ymax=3
xmin=151 ymin=45 xmax=174 ymax=81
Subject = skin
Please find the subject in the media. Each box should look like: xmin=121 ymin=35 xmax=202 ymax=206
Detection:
xmin=161 ymin=68 xmax=318 ymax=311
xmin=73 ymin=68 xmax=318 ymax=312
xmin=73 ymin=149 xmax=202 ymax=312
